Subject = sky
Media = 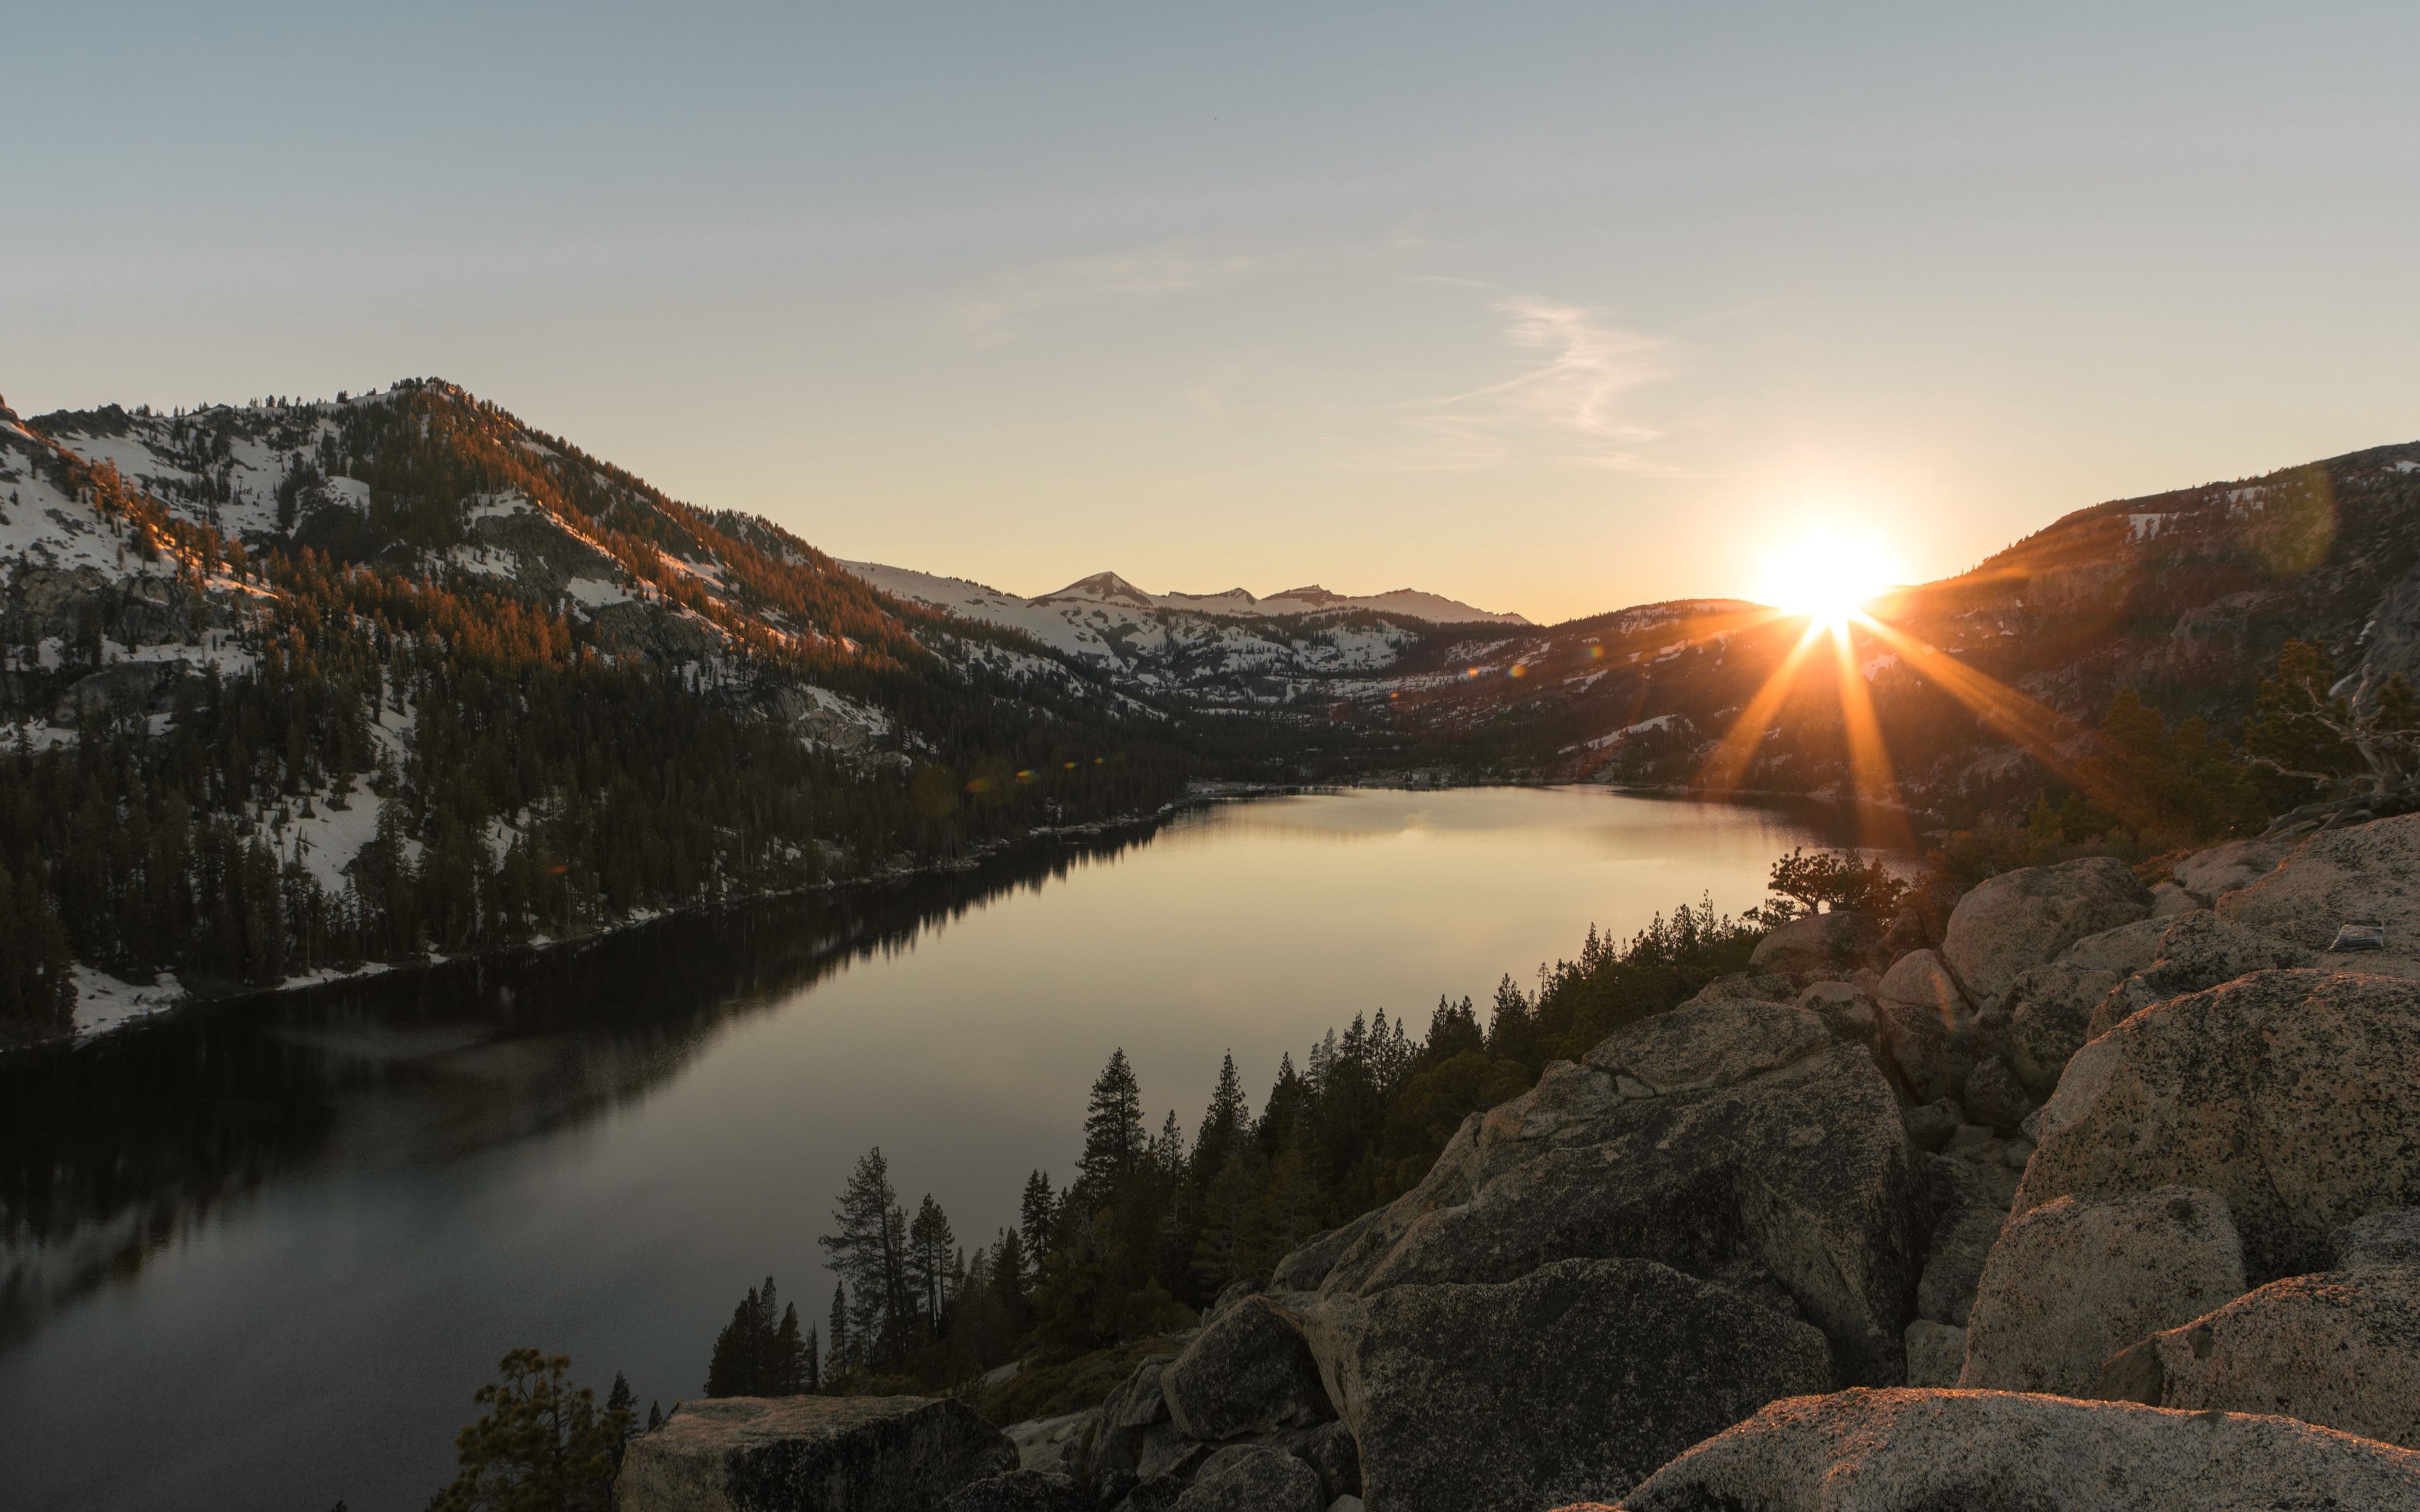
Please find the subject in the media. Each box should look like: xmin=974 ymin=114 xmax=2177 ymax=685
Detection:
xmin=8 ymin=4 xmax=2420 ymax=624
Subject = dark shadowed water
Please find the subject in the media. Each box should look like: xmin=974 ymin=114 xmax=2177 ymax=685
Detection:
xmin=0 ymin=787 xmax=1869 ymax=1512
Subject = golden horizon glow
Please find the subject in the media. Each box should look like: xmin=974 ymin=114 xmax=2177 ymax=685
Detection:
xmin=1759 ymin=532 xmax=1899 ymax=629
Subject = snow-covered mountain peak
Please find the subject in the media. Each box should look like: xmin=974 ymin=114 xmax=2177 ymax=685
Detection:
xmin=1035 ymin=571 xmax=1156 ymax=609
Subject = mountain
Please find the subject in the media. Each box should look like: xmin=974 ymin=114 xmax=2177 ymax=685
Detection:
xmin=0 ymin=381 xmax=1224 ymax=1039
xmin=841 ymin=559 xmax=1520 ymax=706
xmin=7 ymin=370 xmax=2416 ymax=1040
xmin=1023 ymin=569 xmax=1528 ymax=625
xmin=1364 ymin=441 xmax=2420 ymax=815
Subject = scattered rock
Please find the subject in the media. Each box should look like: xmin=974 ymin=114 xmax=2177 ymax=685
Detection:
xmin=1087 ymin=1356 xmax=1173 ymax=1479
xmin=2336 ymin=1208 xmax=2420 ymax=1269
xmin=2148 ymin=880 xmax=2198 ymax=916
xmin=1871 ymin=951 xmax=1973 ymax=1102
xmin=615 ymin=1395 xmax=1015 ymax=1512
xmin=1939 ymin=856 xmax=2151 ymax=1013
xmin=1957 ymin=1055 xmax=2035 ymax=1136
xmin=1305 ymin=1258 xmax=1832 ymax=1512
xmin=1110 ymin=1474 xmax=1186 ymax=1512
xmin=1274 ymin=1421 xmax=1360 ymax=1503
xmin=1792 ymin=979 xmax=1877 ymax=1047
xmin=2094 ymin=1263 xmax=2420 ymax=1448
xmin=1272 ymin=1218 xmax=1373 ymax=1292
xmin=2170 ymin=835 xmax=2292 ymax=902
xmin=1168 ymin=1445 xmax=1323 ymax=1512
xmin=1160 ymin=1297 xmax=1330 ymax=1443
xmin=1005 ymin=1410 xmax=1093 ymax=1474
xmin=940 ymin=1469 xmax=1089 ymax=1512
xmin=1960 ymin=1187 xmax=2247 ymax=1394
xmin=1313 ymin=997 xmax=1917 ymax=1382
xmin=1901 ymin=1322 xmax=1965 ymax=1387
xmin=1913 ymin=1155 xmax=2002 ymax=1327
xmin=1898 ymin=1098 xmax=1960 ymax=1152
xmin=1748 ymin=911 xmax=1872 ymax=973
xmin=1133 ymin=1424 xmax=1213 ymax=1482
xmin=2020 ymin=970 xmax=2420 ymax=1281
xmin=2218 ymin=813 xmax=2420 ymax=964
xmin=2082 ymin=910 xmax=2312 ymax=1040
xmin=1607 ymin=1387 xmax=2420 ymax=1511
xmin=2001 ymin=963 xmax=2121 ymax=1099
xmin=2053 ymin=917 xmax=2170 ymax=975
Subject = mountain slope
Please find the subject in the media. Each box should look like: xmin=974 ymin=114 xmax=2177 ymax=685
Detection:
xmin=1367 ymin=440 xmax=2420 ymax=813
xmin=843 ymin=559 xmax=1443 ymax=703
xmin=0 ymin=381 xmax=1209 ymax=1039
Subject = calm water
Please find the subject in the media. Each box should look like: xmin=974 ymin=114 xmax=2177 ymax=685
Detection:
xmin=0 ymin=787 xmax=1862 ymax=1512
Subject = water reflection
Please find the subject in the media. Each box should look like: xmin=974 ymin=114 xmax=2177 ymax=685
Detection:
xmin=0 ymin=822 xmax=1162 ymax=1349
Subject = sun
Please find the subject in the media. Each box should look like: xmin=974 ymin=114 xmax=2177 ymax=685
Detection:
xmin=1760 ymin=532 xmax=1898 ymax=629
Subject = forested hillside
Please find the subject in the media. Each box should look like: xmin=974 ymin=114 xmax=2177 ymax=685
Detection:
xmin=0 ymin=382 xmax=1311 ymax=1040
xmin=1366 ymin=443 xmax=2420 ymax=814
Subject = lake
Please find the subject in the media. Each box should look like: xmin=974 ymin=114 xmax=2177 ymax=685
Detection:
xmin=0 ymin=786 xmax=1868 ymax=1512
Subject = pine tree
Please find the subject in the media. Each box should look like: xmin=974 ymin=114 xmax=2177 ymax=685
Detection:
xmin=604 ymin=1373 xmax=637 ymax=1469
xmin=705 ymin=1277 xmax=781 ymax=1396
xmin=821 ymin=1149 xmax=913 ymax=1365
xmin=907 ymin=1194 xmax=957 ymax=1333
xmin=1190 ymin=1052 xmax=1250 ymax=1187
xmin=426 ymin=1349 xmax=626 ymax=1512
xmin=1077 ymin=1049 xmax=1146 ymax=1200
xmin=1018 ymin=1171 xmax=1056 ymax=1269
xmin=826 ymin=1283 xmax=849 ymax=1390
xmin=772 ymin=1303 xmax=808 ymax=1394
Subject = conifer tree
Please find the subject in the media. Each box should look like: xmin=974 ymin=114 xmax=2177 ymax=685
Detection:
xmin=907 ymin=1194 xmax=957 ymax=1333
xmin=826 ymin=1284 xmax=849 ymax=1389
xmin=772 ymin=1303 xmax=808 ymax=1394
xmin=1018 ymin=1171 xmax=1056 ymax=1270
xmin=427 ymin=1349 xmax=625 ymax=1512
xmin=821 ymin=1150 xmax=911 ymax=1365
xmin=1077 ymin=1049 xmax=1146 ymax=1200
xmin=604 ymin=1373 xmax=637 ymax=1469
xmin=1190 ymin=1052 xmax=1250 ymax=1187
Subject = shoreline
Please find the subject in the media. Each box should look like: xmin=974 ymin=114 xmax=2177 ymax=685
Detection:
xmin=12 ymin=780 xmax=1316 ymax=1056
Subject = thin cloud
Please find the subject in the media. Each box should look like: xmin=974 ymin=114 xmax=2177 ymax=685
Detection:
xmin=942 ymin=239 xmax=1263 ymax=346
xmin=1407 ymin=295 xmax=1679 ymax=473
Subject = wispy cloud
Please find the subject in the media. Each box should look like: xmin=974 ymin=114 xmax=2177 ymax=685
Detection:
xmin=941 ymin=239 xmax=1263 ymax=346
xmin=1407 ymin=295 xmax=1678 ymax=472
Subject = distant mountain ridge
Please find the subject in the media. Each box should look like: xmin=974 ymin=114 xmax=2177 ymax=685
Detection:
xmin=1023 ymin=568 xmax=1530 ymax=625
xmin=838 ymin=559 xmax=1521 ymax=704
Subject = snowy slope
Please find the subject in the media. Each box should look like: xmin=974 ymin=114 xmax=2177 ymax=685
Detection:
xmin=840 ymin=559 xmax=1450 ymax=704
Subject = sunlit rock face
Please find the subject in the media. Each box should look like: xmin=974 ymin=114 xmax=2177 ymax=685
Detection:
xmin=2019 ymin=968 xmax=2420 ymax=1283
xmin=1596 ymin=1389 xmax=2420 ymax=1512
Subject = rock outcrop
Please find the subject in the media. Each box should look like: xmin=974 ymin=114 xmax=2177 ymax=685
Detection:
xmin=1959 ymin=1187 xmax=2247 ymax=1394
xmin=1871 ymin=949 xmax=1974 ymax=1104
xmin=940 ymin=1469 xmax=1088 ymax=1512
xmin=1160 ymin=1297 xmax=1329 ymax=1442
xmin=1305 ymin=995 xmax=1918 ymax=1383
xmin=2083 ymin=910 xmax=2311 ymax=1038
xmin=1938 ymin=857 xmax=2151 ymax=1013
xmin=1305 ymin=1258 xmax=1832 ymax=1512
xmin=1166 ymin=1445 xmax=1323 ymax=1512
xmin=2095 ymin=1259 xmax=2420 ymax=1449
xmin=616 ymin=1396 xmax=1014 ymax=1512
xmin=2169 ymin=837 xmax=2291 ymax=902
xmin=2018 ymin=969 xmax=2420 ymax=1281
xmin=1746 ymin=911 xmax=1869 ymax=973
xmin=2217 ymin=812 xmax=2420 ymax=960
xmin=1602 ymin=1388 xmax=2420 ymax=1511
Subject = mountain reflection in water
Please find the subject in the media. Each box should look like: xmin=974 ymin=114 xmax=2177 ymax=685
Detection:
xmin=0 ymin=823 xmax=1159 ymax=1349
